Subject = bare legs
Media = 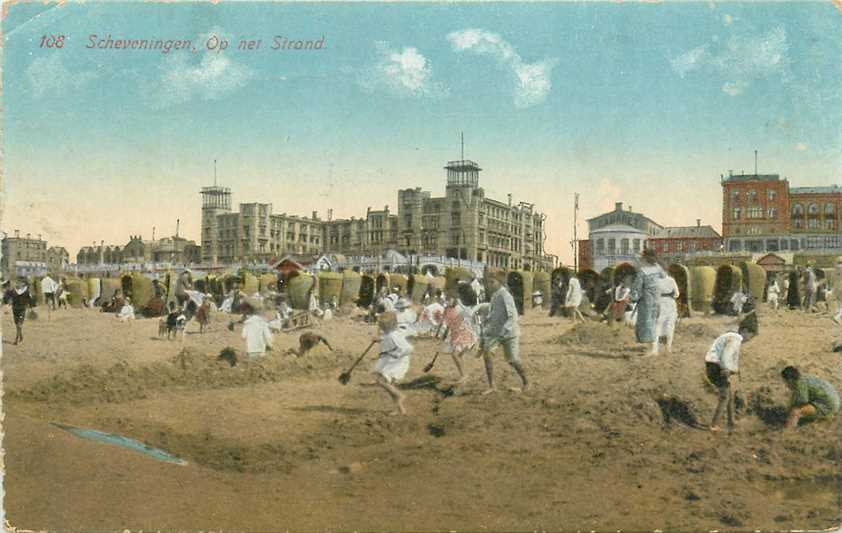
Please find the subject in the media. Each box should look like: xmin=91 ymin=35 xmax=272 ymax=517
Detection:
xmin=376 ymin=375 xmax=406 ymax=415
xmin=785 ymin=404 xmax=817 ymax=429
xmin=710 ymin=381 xmax=734 ymax=432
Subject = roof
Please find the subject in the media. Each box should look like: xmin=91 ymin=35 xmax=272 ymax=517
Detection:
xmin=651 ymin=225 xmax=721 ymax=239
xmin=790 ymin=185 xmax=842 ymax=195
xmin=590 ymin=224 xmax=647 ymax=235
xmin=723 ymin=174 xmax=780 ymax=182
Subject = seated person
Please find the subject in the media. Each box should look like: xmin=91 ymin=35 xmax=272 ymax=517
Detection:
xmin=782 ymin=366 xmax=840 ymax=428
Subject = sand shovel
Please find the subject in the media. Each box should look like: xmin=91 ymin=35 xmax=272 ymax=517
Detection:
xmin=338 ymin=339 xmax=378 ymax=385
xmin=424 ymin=322 xmax=447 ymax=373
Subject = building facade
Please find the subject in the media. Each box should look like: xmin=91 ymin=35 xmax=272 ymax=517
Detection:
xmin=200 ymin=158 xmax=553 ymax=271
xmin=1 ymin=231 xmax=48 ymax=278
xmin=46 ymin=246 xmax=70 ymax=273
xmin=579 ymin=203 xmax=722 ymax=271
xmin=393 ymin=160 xmax=549 ymax=270
xmin=721 ymin=173 xmax=842 ymax=253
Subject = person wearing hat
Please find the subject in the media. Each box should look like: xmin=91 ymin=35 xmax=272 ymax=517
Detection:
xmin=241 ymin=298 xmax=273 ymax=358
xmin=703 ymin=312 xmax=757 ymax=432
xmin=781 ymin=366 xmax=840 ymax=428
xmin=394 ymin=298 xmax=417 ymax=329
xmin=117 ymin=297 xmax=136 ymax=323
xmin=3 ymin=279 xmax=34 ymax=345
xmin=630 ymin=248 xmax=667 ymax=352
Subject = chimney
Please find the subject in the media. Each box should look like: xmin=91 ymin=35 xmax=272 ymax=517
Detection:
xmin=176 ymin=219 xmax=180 ymax=237
xmin=697 ymin=219 xmax=701 ymax=227
xmin=100 ymin=240 xmax=104 ymax=246
xmin=38 ymin=234 xmax=42 ymax=240
xmin=628 ymin=205 xmax=632 ymax=212
xmin=14 ymin=229 xmax=19 ymax=238
xmin=508 ymin=194 xmax=512 ymax=207
xmin=615 ymin=202 xmax=623 ymax=212
xmin=312 ymin=211 xmax=317 ymax=220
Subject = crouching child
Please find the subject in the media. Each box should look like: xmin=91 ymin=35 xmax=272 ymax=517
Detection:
xmin=704 ymin=312 xmax=757 ymax=432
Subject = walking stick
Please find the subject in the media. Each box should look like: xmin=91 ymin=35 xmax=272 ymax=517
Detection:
xmin=338 ymin=339 xmax=378 ymax=385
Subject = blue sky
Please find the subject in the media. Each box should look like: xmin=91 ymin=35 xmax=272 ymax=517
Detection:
xmin=4 ymin=2 xmax=841 ymax=262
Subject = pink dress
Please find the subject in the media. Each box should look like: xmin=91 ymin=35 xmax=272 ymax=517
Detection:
xmin=442 ymin=305 xmax=478 ymax=354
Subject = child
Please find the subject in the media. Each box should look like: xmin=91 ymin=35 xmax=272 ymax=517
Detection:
xmin=394 ymin=299 xmax=417 ymax=330
xmin=117 ymin=297 xmax=135 ymax=323
xmin=165 ymin=302 xmax=183 ymax=341
xmin=441 ymin=296 xmax=478 ymax=384
xmin=704 ymin=313 xmax=757 ymax=432
xmin=767 ymin=277 xmax=781 ymax=311
xmin=195 ymin=300 xmax=211 ymax=333
xmin=781 ymin=366 xmax=840 ymax=428
xmin=371 ymin=311 xmax=413 ymax=415
xmin=241 ymin=301 xmax=273 ymax=358
xmin=3 ymin=280 xmax=33 ymax=345
xmin=476 ymin=270 xmax=529 ymax=394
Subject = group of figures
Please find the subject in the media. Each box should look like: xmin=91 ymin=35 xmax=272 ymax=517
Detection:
xmin=3 ymin=254 xmax=839 ymax=428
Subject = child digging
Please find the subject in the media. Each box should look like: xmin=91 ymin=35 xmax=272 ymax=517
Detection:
xmin=704 ymin=312 xmax=757 ymax=432
xmin=371 ymin=311 xmax=413 ymax=415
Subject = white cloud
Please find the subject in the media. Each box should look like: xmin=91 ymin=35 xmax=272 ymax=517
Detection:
xmin=722 ymin=80 xmax=747 ymax=96
xmin=670 ymin=26 xmax=789 ymax=97
xmin=26 ymin=55 xmax=97 ymax=97
xmin=723 ymin=14 xmax=733 ymax=26
xmin=358 ymin=42 xmax=446 ymax=98
xmin=796 ymin=142 xmax=808 ymax=152
xmin=447 ymin=28 xmax=558 ymax=109
xmin=670 ymin=45 xmax=707 ymax=78
xmin=145 ymin=28 xmax=255 ymax=108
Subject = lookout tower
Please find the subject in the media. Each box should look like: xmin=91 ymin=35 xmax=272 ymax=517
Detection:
xmin=201 ymin=161 xmax=232 ymax=265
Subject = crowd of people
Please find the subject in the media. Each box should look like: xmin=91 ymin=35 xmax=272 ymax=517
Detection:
xmin=2 ymin=255 xmax=839 ymax=428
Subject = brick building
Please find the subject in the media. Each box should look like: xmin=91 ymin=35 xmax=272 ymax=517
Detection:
xmin=648 ymin=222 xmax=723 ymax=263
xmin=721 ymin=173 xmax=842 ymax=253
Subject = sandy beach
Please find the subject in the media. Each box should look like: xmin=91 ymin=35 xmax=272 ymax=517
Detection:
xmin=2 ymin=304 xmax=840 ymax=531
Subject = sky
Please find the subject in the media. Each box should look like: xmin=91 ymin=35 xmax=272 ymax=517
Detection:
xmin=3 ymin=2 xmax=841 ymax=264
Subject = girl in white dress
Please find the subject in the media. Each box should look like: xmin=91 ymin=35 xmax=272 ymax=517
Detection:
xmin=652 ymin=275 xmax=679 ymax=355
xmin=371 ymin=312 xmax=413 ymax=415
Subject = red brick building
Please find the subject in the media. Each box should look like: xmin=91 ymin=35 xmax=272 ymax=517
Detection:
xmin=721 ymin=173 xmax=842 ymax=253
xmin=648 ymin=223 xmax=723 ymax=261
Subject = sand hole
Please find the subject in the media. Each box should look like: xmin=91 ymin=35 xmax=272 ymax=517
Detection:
xmin=655 ymin=397 xmax=703 ymax=428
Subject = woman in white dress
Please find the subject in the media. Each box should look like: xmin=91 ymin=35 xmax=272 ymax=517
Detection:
xmin=565 ymin=275 xmax=585 ymax=323
xmin=652 ymin=275 xmax=679 ymax=355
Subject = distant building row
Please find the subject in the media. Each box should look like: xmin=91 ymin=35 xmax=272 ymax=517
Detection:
xmin=76 ymin=235 xmax=201 ymax=266
xmin=200 ymin=158 xmax=553 ymax=271
xmin=1 ymin=230 xmax=69 ymax=278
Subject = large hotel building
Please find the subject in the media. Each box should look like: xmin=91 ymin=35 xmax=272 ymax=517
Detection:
xmin=200 ymin=159 xmax=552 ymax=270
xmin=721 ymin=172 xmax=842 ymax=253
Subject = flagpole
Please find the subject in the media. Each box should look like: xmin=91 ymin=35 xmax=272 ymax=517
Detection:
xmin=573 ymin=193 xmax=579 ymax=272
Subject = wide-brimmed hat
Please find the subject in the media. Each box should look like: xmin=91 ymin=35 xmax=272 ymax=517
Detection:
xmin=395 ymin=298 xmax=411 ymax=310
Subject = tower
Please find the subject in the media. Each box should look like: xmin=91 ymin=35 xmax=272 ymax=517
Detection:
xmin=201 ymin=185 xmax=232 ymax=265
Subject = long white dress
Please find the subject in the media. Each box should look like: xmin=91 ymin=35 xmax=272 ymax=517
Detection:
xmin=565 ymin=277 xmax=583 ymax=308
xmin=655 ymin=276 xmax=679 ymax=340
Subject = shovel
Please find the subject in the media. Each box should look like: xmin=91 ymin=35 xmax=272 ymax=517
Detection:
xmin=338 ymin=339 xmax=378 ymax=385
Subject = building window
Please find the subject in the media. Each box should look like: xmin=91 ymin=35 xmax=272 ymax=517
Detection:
xmin=620 ymin=239 xmax=629 ymax=254
xmin=825 ymin=219 xmax=835 ymax=230
xmin=748 ymin=207 xmax=762 ymax=219
xmin=596 ymin=239 xmax=604 ymax=252
xmin=808 ymin=219 xmax=818 ymax=230
xmin=825 ymin=203 xmax=834 ymax=216
xmin=732 ymin=208 xmax=741 ymax=220
xmin=676 ymin=242 xmax=683 ymax=252
xmin=792 ymin=204 xmax=804 ymax=217
xmin=731 ymin=191 xmax=739 ymax=201
xmin=791 ymin=239 xmax=800 ymax=251
xmin=729 ymin=240 xmax=742 ymax=252
xmin=768 ymin=190 xmax=776 ymax=201
xmin=663 ymin=242 xmax=670 ymax=253
xmin=767 ymin=207 xmax=777 ymax=219
xmin=748 ymin=190 xmax=757 ymax=202
xmin=780 ymin=239 xmax=789 ymax=251
xmin=607 ymin=238 xmax=615 ymax=253
xmin=633 ymin=239 xmax=640 ymax=252
xmin=808 ymin=203 xmax=819 ymax=216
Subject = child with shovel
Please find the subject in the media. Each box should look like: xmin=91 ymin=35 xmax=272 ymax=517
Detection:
xmin=370 ymin=312 xmax=414 ymax=415
xmin=426 ymin=296 xmax=478 ymax=385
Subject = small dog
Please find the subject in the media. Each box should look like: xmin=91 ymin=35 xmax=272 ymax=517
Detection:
xmin=288 ymin=332 xmax=333 ymax=357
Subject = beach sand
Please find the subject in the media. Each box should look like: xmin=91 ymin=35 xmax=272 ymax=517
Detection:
xmin=3 ymin=304 xmax=840 ymax=530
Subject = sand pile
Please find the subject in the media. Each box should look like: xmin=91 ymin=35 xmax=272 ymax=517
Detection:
xmin=555 ymin=321 xmax=637 ymax=352
xmin=10 ymin=347 xmax=356 ymax=405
